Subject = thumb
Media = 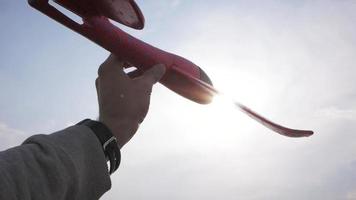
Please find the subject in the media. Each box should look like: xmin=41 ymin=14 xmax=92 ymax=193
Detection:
xmin=140 ymin=64 xmax=166 ymax=84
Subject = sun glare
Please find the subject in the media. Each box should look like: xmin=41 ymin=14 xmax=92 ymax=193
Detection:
xmin=202 ymin=66 xmax=275 ymax=136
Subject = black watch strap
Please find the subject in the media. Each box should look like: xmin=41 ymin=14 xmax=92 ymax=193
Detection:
xmin=77 ymin=119 xmax=121 ymax=174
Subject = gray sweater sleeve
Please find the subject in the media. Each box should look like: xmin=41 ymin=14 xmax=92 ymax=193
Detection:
xmin=0 ymin=125 xmax=112 ymax=200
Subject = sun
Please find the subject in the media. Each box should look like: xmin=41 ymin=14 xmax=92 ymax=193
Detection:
xmin=199 ymin=65 xmax=274 ymax=135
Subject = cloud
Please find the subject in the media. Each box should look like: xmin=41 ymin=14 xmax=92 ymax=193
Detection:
xmin=316 ymin=107 xmax=356 ymax=121
xmin=348 ymin=189 xmax=356 ymax=200
xmin=0 ymin=122 xmax=27 ymax=150
xmin=170 ymin=0 xmax=181 ymax=8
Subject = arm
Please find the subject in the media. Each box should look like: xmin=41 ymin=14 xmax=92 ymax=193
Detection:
xmin=0 ymin=126 xmax=110 ymax=200
xmin=0 ymin=54 xmax=165 ymax=200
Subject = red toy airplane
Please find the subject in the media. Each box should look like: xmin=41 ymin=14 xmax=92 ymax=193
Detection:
xmin=28 ymin=0 xmax=313 ymax=138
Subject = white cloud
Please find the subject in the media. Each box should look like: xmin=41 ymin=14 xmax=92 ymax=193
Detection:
xmin=347 ymin=189 xmax=356 ymax=200
xmin=0 ymin=122 xmax=27 ymax=150
xmin=170 ymin=0 xmax=181 ymax=8
xmin=316 ymin=107 xmax=356 ymax=121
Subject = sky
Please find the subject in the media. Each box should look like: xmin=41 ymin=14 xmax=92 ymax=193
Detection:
xmin=1 ymin=0 xmax=356 ymax=199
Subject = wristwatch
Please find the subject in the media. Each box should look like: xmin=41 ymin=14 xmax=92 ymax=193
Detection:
xmin=77 ymin=119 xmax=121 ymax=174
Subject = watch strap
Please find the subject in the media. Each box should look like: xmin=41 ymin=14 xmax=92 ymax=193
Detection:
xmin=77 ymin=119 xmax=121 ymax=174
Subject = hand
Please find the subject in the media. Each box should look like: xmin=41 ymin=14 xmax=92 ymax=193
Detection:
xmin=96 ymin=54 xmax=166 ymax=148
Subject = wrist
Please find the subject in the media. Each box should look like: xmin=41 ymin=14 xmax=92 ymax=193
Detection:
xmin=99 ymin=117 xmax=139 ymax=148
xmin=77 ymin=119 xmax=121 ymax=174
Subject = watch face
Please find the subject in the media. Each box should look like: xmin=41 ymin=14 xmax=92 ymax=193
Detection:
xmin=96 ymin=0 xmax=145 ymax=30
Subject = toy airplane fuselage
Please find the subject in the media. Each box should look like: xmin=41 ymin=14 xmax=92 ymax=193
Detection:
xmin=28 ymin=0 xmax=313 ymax=137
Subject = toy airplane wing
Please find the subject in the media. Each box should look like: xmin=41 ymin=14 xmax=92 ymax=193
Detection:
xmin=38 ymin=0 xmax=145 ymax=30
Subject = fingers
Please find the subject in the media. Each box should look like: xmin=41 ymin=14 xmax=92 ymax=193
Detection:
xmin=139 ymin=64 xmax=166 ymax=85
xmin=95 ymin=77 xmax=101 ymax=102
xmin=126 ymin=69 xmax=144 ymax=79
xmin=98 ymin=54 xmax=127 ymax=79
xmin=122 ymin=62 xmax=133 ymax=69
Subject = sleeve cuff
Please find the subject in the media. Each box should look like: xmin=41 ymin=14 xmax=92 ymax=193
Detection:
xmin=23 ymin=125 xmax=112 ymax=199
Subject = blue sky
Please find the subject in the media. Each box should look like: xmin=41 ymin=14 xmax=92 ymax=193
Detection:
xmin=1 ymin=0 xmax=356 ymax=199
